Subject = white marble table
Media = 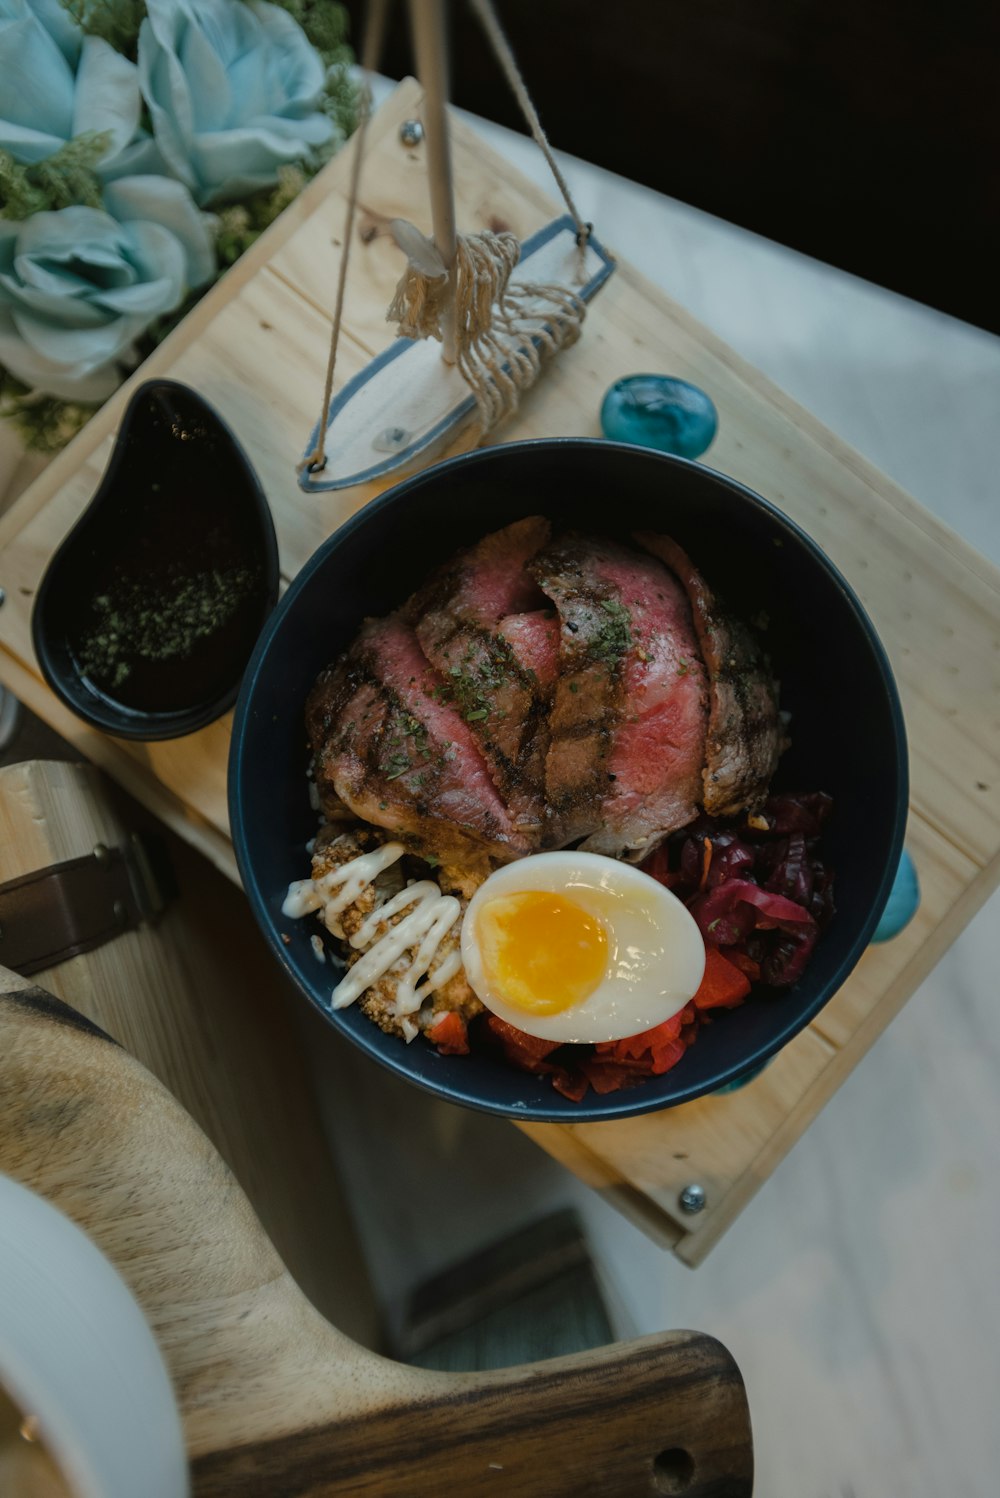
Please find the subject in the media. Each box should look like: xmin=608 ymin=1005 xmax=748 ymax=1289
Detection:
xmin=316 ymin=81 xmax=1000 ymax=1498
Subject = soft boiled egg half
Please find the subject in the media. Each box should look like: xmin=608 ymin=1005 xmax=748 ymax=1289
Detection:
xmin=460 ymin=852 xmax=706 ymax=1043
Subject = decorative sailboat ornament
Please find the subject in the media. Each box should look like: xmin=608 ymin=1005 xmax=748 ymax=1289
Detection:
xmin=298 ymin=0 xmax=616 ymax=493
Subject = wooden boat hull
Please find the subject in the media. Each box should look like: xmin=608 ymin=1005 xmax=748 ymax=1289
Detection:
xmin=299 ymin=216 xmax=616 ymax=493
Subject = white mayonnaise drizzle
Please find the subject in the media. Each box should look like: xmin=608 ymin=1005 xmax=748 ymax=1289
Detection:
xmin=282 ymin=841 xmax=462 ymax=1026
xmin=283 ymin=843 xmax=403 ymax=936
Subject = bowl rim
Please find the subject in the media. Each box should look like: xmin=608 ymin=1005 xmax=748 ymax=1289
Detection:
xmin=229 ymin=438 xmax=909 ymax=1121
xmin=31 ymin=377 xmax=280 ymax=743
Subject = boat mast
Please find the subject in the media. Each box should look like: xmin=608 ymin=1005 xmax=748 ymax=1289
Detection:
xmin=408 ymin=0 xmax=458 ymax=364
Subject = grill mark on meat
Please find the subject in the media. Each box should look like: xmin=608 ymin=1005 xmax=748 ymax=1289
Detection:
xmin=530 ymin=536 xmax=630 ymax=847
xmin=529 ymin=536 xmax=709 ymax=856
xmin=533 ymin=536 xmax=708 ymax=856
xmin=580 ymin=547 xmax=709 ymax=856
xmin=306 ymin=615 xmax=528 ymax=872
xmin=499 ymin=609 xmax=561 ymax=686
xmin=635 ymin=532 xmax=782 ymax=815
xmin=408 ymin=517 xmax=553 ymax=840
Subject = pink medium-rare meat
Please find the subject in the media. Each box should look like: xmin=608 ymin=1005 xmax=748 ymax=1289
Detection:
xmin=529 ymin=535 xmax=626 ymax=846
xmin=413 ymin=515 xmax=550 ymax=620
xmin=581 ymin=547 xmax=709 ymax=856
xmin=530 ymin=536 xmax=708 ymax=852
xmin=306 ymin=614 xmax=529 ymax=870
xmin=635 ymin=532 xmax=782 ymax=816
xmin=408 ymin=517 xmax=553 ymax=842
xmin=498 ymin=609 xmax=561 ymax=685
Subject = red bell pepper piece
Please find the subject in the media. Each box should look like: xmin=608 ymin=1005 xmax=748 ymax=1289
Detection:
xmin=598 ymin=1004 xmax=689 ymax=1064
xmin=719 ymin=947 xmax=761 ymax=982
xmin=692 ymin=946 xmax=752 ymax=1011
xmin=550 ymin=1067 xmax=589 ymax=1102
xmin=428 ymin=1011 xmax=470 ymax=1055
xmin=485 ymin=1014 xmax=562 ymax=1061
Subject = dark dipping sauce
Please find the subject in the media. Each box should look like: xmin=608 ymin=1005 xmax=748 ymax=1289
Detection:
xmin=63 ymin=399 xmax=272 ymax=716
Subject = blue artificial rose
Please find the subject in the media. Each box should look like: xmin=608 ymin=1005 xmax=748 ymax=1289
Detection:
xmin=1 ymin=0 xmax=80 ymax=66
xmin=0 ymin=0 xmax=157 ymax=175
xmin=0 ymin=176 xmax=215 ymax=400
xmin=138 ymin=0 xmax=335 ymax=206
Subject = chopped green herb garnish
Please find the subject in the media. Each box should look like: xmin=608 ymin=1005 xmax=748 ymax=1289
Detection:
xmin=569 ymin=681 xmax=580 ymax=693
xmin=440 ymin=633 xmax=524 ymax=721
xmin=589 ymin=602 xmax=632 ymax=667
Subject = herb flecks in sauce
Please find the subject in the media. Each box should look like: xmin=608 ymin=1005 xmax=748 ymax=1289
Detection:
xmin=61 ymin=394 xmax=273 ymax=715
xmin=77 ymin=564 xmax=258 ymax=691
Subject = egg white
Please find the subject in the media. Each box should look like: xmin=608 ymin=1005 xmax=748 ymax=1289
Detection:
xmin=461 ymin=851 xmax=706 ymax=1043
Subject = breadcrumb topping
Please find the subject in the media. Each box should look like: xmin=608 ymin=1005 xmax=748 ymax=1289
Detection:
xmin=309 ymin=822 xmax=483 ymax=1041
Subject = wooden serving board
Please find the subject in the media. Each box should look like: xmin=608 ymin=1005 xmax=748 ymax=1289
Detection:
xmin=1 ymin=80 xmax=998 ymax=1264
xmin=0 ymin=759 xmax=379 ymax=1349
xmin=0 ymin=968 xmax=753 ymax=1496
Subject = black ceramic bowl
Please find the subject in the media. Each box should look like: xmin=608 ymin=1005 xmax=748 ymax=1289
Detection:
xmin=230 ymin=440 xmax=907 ymax=1121
xmin=33 ymin=380 xmax=279 ymax=741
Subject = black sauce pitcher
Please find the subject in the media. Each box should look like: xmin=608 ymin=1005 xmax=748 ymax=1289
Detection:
xmin=32 ymin=380 xmax=279 ymax=741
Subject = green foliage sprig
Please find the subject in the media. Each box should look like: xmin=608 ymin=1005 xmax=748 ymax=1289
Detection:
xmin=0 ymin=133 xmax=109 ymax=219
xmin=58 ymin=0 xmax=148 ymax=58
xmin=0 ymin=372 xmax=97 ymax=453
xmin=1 ymin=2 xmax=357 ymax=451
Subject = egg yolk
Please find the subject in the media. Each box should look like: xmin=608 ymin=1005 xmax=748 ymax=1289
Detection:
xmin=475 ymin=890 xmax=609 ymax=1015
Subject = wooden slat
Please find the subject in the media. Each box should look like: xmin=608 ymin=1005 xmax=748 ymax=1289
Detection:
xmin=1 ymin=78 xmax=999 ymax=1260
xmin=0 ymin=760 xmax=379 ymax=1346
xmin=0 ymin=972 xmax=754 ymax=1495
xmin=812 ymin=812 xmax=978 ymax=1048
xmin=521 ymin=1024 xmax=836 ymax=1244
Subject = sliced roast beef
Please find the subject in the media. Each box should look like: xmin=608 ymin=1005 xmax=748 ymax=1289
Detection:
xmin=531 ymin=534 xmax=709 ymax=853
xmin=582 ymin=545 xmax=710 ymax=856
xmin=498 ymin=609 xmax=561 ymax=685
xmin=408 ymin=517 xmax=553 ymax=843
xmin=635 ymin=532 xmax=782 ymax=816
xmin=528 ymin=535 xmax=627 ymax=846
xmin=306 ymin=614 xmax=528 ymax=872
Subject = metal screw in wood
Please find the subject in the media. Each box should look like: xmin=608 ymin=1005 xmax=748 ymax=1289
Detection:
xmin=399 ymin=119 xmax=424 ymax=147
xmin=679 ymin=1183 xmax=707 ymax=1214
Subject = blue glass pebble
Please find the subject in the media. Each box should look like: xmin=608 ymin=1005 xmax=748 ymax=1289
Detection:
xmin=713 ymin=1061 xmax=770 ymax=1095
xmin=872 ymin=848 xmax=920 ymax=942
xmin=600 ymin=374 xmax=718 ymax=460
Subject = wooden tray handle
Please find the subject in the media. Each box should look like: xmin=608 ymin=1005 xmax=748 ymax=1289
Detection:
xmin=0 ymin=759 xmax=378 ymax=1348
xmin=0 ymin=971 xmax=753 ymax=1497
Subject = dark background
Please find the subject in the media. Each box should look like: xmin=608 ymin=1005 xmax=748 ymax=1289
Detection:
xmin=348 ymin=0 xmax=999 ymax=335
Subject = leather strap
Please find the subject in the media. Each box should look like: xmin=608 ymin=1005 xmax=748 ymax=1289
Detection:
xmin=0 ymin=837 xmax=174 ymax=977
